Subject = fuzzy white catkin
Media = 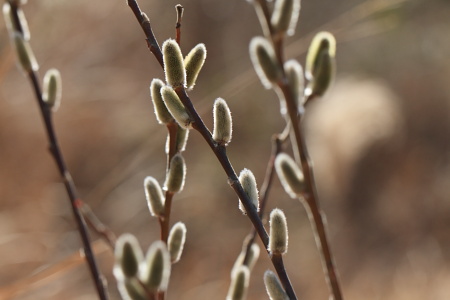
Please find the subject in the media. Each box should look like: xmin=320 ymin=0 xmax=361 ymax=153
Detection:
xmin=269 ymin=209 xmax=288 ymax=255
xmin=150 ymin=78 xmax=174 ymax=124
xmin=275 ymin=153 xmax=305 ymax=198
xmin=238 ymin=168 xmax=259 ymax=214
xmin=161 ymin=85 xmax=192 ymax=128
xmin=249 ymin=37 xmax=281 ymax=89
xmin=271 ymin=0 xmax=301 ymax=36
xmin=226 ymin=265 xmax=250 ymax=300
xmin=162 ymin=39 xmax=186 ymax=87
xmin=184 ymin=43 xmax=207 ymax=89
xmin=144 ymin=176 xmax=165 ymax=217
xmin=284 ymin=60 xmax=305 ymax=107
xmin=12 ymin=32 xmax=38 ymax=73
xmin=42 ymin=68 xmax=62 ymax=112
xmin=305 ymin=31 xmax=336 ymax=96
xmin=142 ymin=241 xmax=171 ymax=292
xmin=113 ymin=234 xmax=144 ymax=281
xmin=212 ymin=98 xmax=232 ymax=145
xmin=264 ymin=270 xmax=290 ymax=300
xmin=168 ymin=222 xmax=187 ymax=263
xmin=164 ymin=153 xmax=186 ymax=193
xmin=3 ymin=3 xmax=30 ymax=41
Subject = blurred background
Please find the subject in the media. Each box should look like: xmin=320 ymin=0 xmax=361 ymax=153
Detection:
xmin=0 ymin=0 xmax=449 ymax=299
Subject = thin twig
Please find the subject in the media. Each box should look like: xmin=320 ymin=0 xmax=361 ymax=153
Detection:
xmin=243 ymin=134 xmax=283 ymax=266
xmin=175 ymin=5 xmax=183 ymax=45
xmin=175 ymin=87 xmax=298 ymax=300
xmin=27 ymin=60 xmax=109 ymax=300
xmin=127 ymin=0 xmax=163 ymax=68
xmin=8 ymin=3 xmax=110 ymax=298
xmin=125 ymin=2 xmax=298 ymax=299
xmin=249 ymin=1 xmax=344 ymax=299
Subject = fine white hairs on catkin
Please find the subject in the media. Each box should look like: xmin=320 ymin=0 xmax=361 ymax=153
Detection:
xmin=184 ymin=43 xmax=207 ymax=89
xmin=161 ymin=85 xmax=192 ymax=128
xmin=168 ymin=222 xmax=187 ymax=263
xmin=264 ymin=270 xmax=290 ymax=300
xmin=150 ymin=78 xmax=174 ymax=124
xmin=268 ymin=208 xmax=288 ymax=255
xmin=162 ymin=39 xmax=186 ymax=87
xmin=144 ymin=176 xmax=165 ymax=217
xmin=164 ymin=153 xmax=187 ymax=193
xmin=271 ymin=0 xmax=301 ymax=36
xmin=249 ymin=37 xmax=281 ymax=89
xmin=275 ymin=153 xmax=305 ymax=198
xmin=142 ymin=240 xmax=171 ymax=292
xmin=212 ymin=98 xmax=233 ymax=146
xmin=238 ymin=168 xmax=260 ymax=214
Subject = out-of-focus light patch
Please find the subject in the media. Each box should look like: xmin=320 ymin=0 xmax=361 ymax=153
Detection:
xmin=201 ymin=0 xmax=237 ymax=21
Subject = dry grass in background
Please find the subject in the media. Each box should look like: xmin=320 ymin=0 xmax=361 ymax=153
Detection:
xmin=0 ymin=0 xmax=449 ymax=299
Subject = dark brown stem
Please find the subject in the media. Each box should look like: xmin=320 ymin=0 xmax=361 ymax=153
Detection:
xmin=27 ymin=66 xmax=109 ymax=300
xmin=174 ymin=87 xmax=298 ymax=300
xmin=127 ymin=0 xmax=164 ymax=68
xmin=249 ymin=0 xmax=344 ymax=297
xmin=125 ymin=2 xmax=297 ymax=298
xmin=175 ymin=5 xmax=183 ymax=45
xmin=8 ymin=2 xmax=110 ymax=298
xmin=280 ymin=81 xmax=343 ymax=300
xmin=243 ymin=134 xmax=283 ymax=266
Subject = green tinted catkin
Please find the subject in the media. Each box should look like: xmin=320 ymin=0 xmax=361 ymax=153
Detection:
xmin=164 ymin=153 xmax=186 ymax=193
xmin=162 ymin=39 xmax=186 ymax=87
xmin=249 ymin=37 xmax=281 ymax=89
xmin=238 ymin=168 xmax=259 ymax=214
xmin=161 ymin=85 xmax=192 ymax=128
xmin=184 ymin=43 xmax=207 ymax=89
xmin=264 ymin=270 xmax=290 ymax=300
xmin=212 ymin=98 xmax=232 ymax=146
xmin=144 ymin=176 xmax=165 ymax=217
xmin=42 ymin=68 xmax=62 ymax=112
xmin=268 ymin=208 xmax=288 ymax=255
xmin=150 ymin=78 xmax=174 ymax=124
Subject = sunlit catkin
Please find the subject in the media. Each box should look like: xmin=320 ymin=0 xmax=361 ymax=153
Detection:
xmin=271 ymin=0 xmax=301 ymax=36
xmin=42 ymin=69 xmax=62 ymax=112
xmin=150 ymin=79 xmax=174 ymax=124
xmin=164 ymin=153 xmax=186 ymax=193
xmin=144 ymin=176 xmax=165 ymax=217
xmin=3 ymin=3 xmax=30 ymax=41
xmin=168 ymin=222 xmax=187 ymax=263
xmin=284 ymin=59 xmax=304 ymax=107
xmin=212 ymin=98 xmax=232 ymax=146
xmin=12 ymin=33 xmax=38 ymax=74
xmin=142 ymin=240 xmax=171 ymax=292
xmin=161 ymin=85 xmax=192 ymax=128
xmin=275 ymin=153 xmax=305 ymax=198
xmin=162 ymin=39 xmax=186 ymax=87
xmin=305 ymin=31 xmax=336 ymax=97
xmin=249 ymin=37 xmax=281 ymax=89
xmin=226 ymin=265 xmax=250 ymax=300
xmin=238 ymin=168 xmax=259 ymax=214
xmin=264 ymin=270 xmax=289 ymax=300
xmin=269 ymin=209 xmax=288 ymax=255
xmin=184 ymin=43 xmax=206 ymax=89
xmin=113 ymin=234 xmax=143 ymax=280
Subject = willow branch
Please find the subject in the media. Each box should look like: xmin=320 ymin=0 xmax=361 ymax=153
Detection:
xmin=27 ymin=60 xmax=109 ymax=300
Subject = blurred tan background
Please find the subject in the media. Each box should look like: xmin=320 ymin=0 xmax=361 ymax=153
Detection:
xmin=1 ymin=0 xmax=450 ymax=299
